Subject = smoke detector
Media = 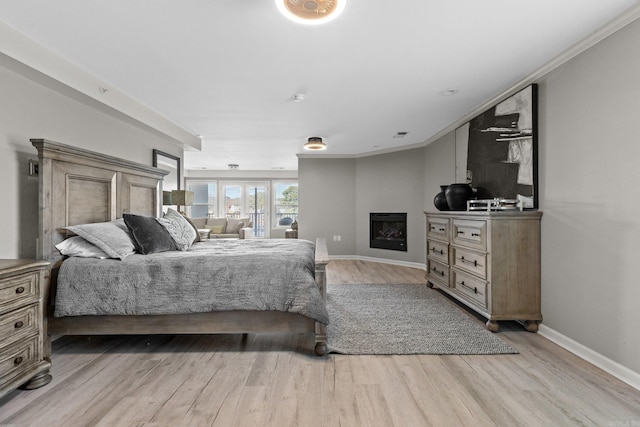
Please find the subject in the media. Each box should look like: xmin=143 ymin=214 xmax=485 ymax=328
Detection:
xmin=275 ymin=0 xmax=347 ymax=25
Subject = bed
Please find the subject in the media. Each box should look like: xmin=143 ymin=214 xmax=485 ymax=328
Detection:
xmin=33 ymin=139 xmax=329 ymax=356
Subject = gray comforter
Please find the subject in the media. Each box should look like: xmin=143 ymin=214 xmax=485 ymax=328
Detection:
xmin=55 ymin=239 xmax=328 ymax=324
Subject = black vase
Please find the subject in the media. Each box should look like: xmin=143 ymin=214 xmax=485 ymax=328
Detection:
xmin=433 ymin=185 xmax=450 ymax=211
xmin=445 ymin=183 xmax=474 ymax=211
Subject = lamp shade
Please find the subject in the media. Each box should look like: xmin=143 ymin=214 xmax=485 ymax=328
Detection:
xmin=162 ymin=191 xmax=173 ymax=205
xmin=170 ymin=190 xmax=194 ymax=207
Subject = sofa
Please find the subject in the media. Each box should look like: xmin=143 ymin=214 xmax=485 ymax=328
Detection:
xmin=188 ymin=217 xmax=254 ymax=239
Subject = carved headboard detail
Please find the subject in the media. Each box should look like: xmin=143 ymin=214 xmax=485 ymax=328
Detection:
xmin=32 ymin=139 xmax=169 ymax=269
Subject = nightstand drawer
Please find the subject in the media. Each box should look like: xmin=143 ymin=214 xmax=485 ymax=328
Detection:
xmin=453 ymin=270 xmax=487 ymax=309
xmin=0 ymin=272 xmax=39 ymax=312
xmin=0 ymin=304 xmax=38 ymax=348
xmin=0 ymin=335 xmax=40 ymax=389
xmin=427 ymin=259 xmax=450 ymax=287
xmin=452 ymin=219 xmax=487 ymax=251
xmin=427 ymin=217 xmax=449 ymax=241
xmin=452 ymin=247 xmax=487 ymax=279
xmin=427 ymin=240 xmax=449 ymax=264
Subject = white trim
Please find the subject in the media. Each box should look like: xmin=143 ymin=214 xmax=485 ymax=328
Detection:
xmin=299 ymin=4 xmax=640 ymax=160
xmin=329 ymin=254 xmax=426 ymax=271
xmin=539 ymin=325 xmax=640 ymax=392
xmin=0 ymin=21 xmax=201 ymax=150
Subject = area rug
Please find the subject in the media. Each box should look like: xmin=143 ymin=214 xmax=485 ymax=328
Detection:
xmin=326 ymin=283 xmax=517 ymax=355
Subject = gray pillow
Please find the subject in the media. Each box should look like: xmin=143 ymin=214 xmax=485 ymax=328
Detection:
xmin=123 ymin=214 xmax=177 ymax=255
xmin=65 ymin=219 xmax=136 ymax=260
xmin=158 ymin=208 xmax=198 ymax=251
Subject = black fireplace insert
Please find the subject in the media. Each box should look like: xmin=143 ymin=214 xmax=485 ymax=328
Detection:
xmin=370 ymin=212 xmax=407 ymax=251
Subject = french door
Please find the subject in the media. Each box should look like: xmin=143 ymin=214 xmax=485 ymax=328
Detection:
xmin=220 ymin=182 xmax=269 ymax=237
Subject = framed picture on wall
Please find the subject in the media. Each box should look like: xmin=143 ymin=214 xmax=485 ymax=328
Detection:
xmin=456 ymin=84 xmax=538 ymax=208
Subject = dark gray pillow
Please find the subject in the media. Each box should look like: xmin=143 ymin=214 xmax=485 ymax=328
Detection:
xmin=123 ymin=214 xmax=177 ymax=254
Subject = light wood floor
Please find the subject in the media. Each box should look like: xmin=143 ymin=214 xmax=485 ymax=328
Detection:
xmin=1 ymin=260 xmax=639 ymax=426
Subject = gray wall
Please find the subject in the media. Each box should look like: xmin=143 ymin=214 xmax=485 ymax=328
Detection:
xmin=355 ymin=148 xmax=426 ymax=264
xmin=298 ymin=158 xmax=356 ymax=256
xmin=421 ymin=19 xmax=640 ymax=375
xmin=0 ymin=56 xmax=182 ymax=259
xmin=299 ymin=148 xmax=426 ymax=264
xmin=534 ymin=18 xmax=640 ymax=374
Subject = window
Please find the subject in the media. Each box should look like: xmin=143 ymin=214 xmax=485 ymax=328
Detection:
xmin=187 ymin=181 xmax=217 ymax=218
xmin=273 ymin=182 xmax=298 ymax=228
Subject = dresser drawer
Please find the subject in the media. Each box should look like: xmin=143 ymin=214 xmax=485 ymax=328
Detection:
xmin=427 ymin=217 xmax=449 ymax=241
xmin=0 ymin=272 xmax=39 ymax=312
xmin=0 ymin=304 xmax=38 ymax=348
xmin=427 ymin=259 xmax=450 ymax=287
xmin=0 ymin=335 xmax=40 ymax=389
xmin=453 ymin=270 xmax=487 ymax=309
xmin=452 ymin=219 xmax=487 ymax=251
xmin=452 ymin=247 xmax=487 ymax=279
xmin=427 ymin=240 xmax=449 ymax=264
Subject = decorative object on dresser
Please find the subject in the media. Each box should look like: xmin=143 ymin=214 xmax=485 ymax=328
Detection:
xmin=425 ymin=211 xmax=542 ymax=332
xmin=444 ymin=183 xmax=474 ymax=211
xmin=0 ymin=259 xmax=52 ymax=399
xmin=433 ymin=185 xmax=450 ymax=211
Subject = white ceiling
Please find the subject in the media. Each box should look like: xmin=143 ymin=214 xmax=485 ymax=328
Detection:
xmin=1 ymin=0 xmax=639 ymax=171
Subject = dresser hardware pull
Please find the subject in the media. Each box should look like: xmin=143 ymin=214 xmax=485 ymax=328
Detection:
xmin=15 ymin=321 xmax=24 ymax=329
xmin=457 ymin=231 xmax=464 ymax=235
xmin=472 ymin=233 xmax=480 ymax=237
xmin=14 ymin=356 xmax=23 ymax=366
xmin=439 ymin=228 xmax=445 ymax=232
xmin=15 ymin=286 xmax=25 ymax=294
xmin=474 ymin=287 xmax=478 ymax=294
xmin=459 ymin=257 xmax=478 ymax=267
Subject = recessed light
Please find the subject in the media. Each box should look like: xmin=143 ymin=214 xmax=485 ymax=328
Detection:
xmin=440 ymin=89 xmax=459 ymax=96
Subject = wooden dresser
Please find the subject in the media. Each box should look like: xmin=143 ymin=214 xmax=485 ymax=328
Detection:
xmin=0 ymin=259 xmax=52 ymax=399
xmin=425 ymin=211 xmax=542 ymax=332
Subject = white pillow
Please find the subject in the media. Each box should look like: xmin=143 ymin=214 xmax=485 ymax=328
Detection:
xmin=65 ymin=219 xmax=136 ymax=260
xmin=55 ymin=236 xmax=109 ymax=259
xmin=157 ymin=208 xmax=198 ymax=251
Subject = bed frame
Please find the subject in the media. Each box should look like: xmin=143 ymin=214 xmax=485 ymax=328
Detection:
xmin=33 ymin=139 xmax=329 ymax=356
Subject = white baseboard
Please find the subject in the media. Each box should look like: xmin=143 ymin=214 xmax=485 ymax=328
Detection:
xmin=329 ymin=254 xmax=426 ymax=271
xmin=538 ymin=325 xmax=640 ymax=392
xmin=329 ymin=257 xmax=640 ymax=392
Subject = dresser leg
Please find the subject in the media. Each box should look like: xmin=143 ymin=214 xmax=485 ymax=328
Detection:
xmin=524 ymin=320 xmax=539 ymax=333
xmin=22 ymin=370 xmax=52 ymax=390
xmin=486 ymin=320 xmax=499 ymax=332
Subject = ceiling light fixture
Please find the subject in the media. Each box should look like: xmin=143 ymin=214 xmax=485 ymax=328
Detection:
xmin=275 ymin=0 xmax=347 ymax=25
xmin=304 ymin=136 xmax=327 ymax=151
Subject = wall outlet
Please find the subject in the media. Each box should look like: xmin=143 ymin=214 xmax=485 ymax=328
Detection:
xmin=333 ymin=235 xmax=341 ymax=242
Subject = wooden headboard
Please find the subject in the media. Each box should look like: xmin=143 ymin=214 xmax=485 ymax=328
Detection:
xmin=32 ymin=139 xmax=169 ymax=269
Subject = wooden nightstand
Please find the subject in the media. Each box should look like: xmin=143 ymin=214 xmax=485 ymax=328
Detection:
xmin=0 ymin=259 xmax=52 ymax=399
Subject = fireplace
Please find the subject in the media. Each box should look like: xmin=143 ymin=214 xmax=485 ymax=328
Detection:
xmin=370 ymin=213 xmax=407 ymax=251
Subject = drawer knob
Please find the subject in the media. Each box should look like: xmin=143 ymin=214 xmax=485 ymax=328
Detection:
xmin=14 ymin=356 xmax=23 ymax=366
xmin=15 ymin=321 xmax=24 ymax=329
xmin=15 ymin=286 xmax=25 ymax=294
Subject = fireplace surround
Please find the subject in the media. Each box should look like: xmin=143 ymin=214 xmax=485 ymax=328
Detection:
xmin=370 ymin=212 xmax=407 ymax=251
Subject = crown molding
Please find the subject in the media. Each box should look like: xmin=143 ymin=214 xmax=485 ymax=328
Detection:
xmin=0 ymin=20 xmax=201 ymax=150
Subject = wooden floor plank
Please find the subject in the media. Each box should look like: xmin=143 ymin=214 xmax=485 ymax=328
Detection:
xmin=1 ymin=260 xmax=639 ymax=426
